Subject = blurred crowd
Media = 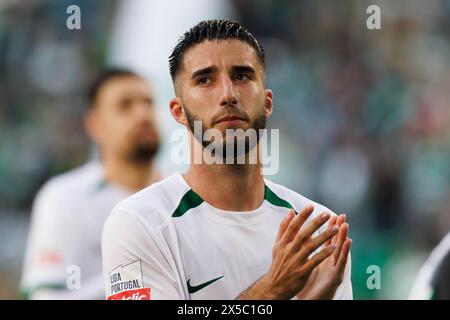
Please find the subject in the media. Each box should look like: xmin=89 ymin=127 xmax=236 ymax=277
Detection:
xmin=1 ymin=0 xmax=450 ymax=299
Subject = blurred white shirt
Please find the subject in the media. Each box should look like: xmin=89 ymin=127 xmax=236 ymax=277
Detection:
xmin=20 ymin=161 xmax=131 ymax=299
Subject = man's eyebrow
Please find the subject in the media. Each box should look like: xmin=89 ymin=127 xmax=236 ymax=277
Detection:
xmin=191 ymin=66 xmax=218 ymax=79
xmin=231 ymin=65 xmax=256 ymax=74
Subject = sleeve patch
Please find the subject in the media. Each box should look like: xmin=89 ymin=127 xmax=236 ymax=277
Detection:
xmin=107 ymin=288 xmax=151 ymax=300
xmin=108 ymin=260 xmax=146 ymax=297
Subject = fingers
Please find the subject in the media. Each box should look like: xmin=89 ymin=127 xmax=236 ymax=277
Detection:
xmin=295 ymin=225 xmax=339 ymax=259
xmin=336 ymin=238 xmax=352 ymax=273
xmin=291 ymin=211 xmax=331 ymax=248
xmin=337 ymin=214 xmax=346 ymax=226
xmin=332 ymin=214 xmax=346 ymax=245
xmin=302 ymin=244 xmax=336 ymax=274
xmin=333 ymin=222 xmax=349 ymax=264
xmin=276 ymin=209 xmax=295 ymax=242
xmin=328 ymin=215 xmax=337 ymax=227
xmin=325 ymin=215 xmax=337 ymax=246
xmin=279 ymin=205 xmax=314 ymax=245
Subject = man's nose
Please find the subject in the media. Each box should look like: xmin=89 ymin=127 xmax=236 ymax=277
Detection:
xmin=219 ymin=75 xmax=238 ymax=107
xmin=133 ymin=102 xmax=152 ymax=122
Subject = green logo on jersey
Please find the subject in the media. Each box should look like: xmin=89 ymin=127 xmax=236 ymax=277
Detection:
xmin=187 ymin=276 xmax=224 ymax=294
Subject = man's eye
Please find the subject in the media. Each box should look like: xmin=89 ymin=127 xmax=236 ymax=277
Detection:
xmin=143 ymin=98 xmax=154 ymax=106
xmin=119 ymin=99 xmax=132 ymax=111
xmin=197 ymin=77 xmax=210 ymax=85
xmin=235 ymin=73 xmax=251 ymax=81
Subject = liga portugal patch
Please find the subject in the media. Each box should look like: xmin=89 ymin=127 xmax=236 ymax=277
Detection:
xmin=108 ymin=260 xmax=150 ymax=300
xmin=107 ymin=288 xmax=151 ymax=300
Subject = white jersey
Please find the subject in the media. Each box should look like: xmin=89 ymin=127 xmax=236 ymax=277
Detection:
xmin=102 ymin=172 xmax=352 ymax=300
xmin=20 ymin=161 xmax=131 ymax=299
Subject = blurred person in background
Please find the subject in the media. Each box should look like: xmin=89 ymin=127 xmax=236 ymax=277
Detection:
xmin=409 ymin=231 xmax=450 ymax=300
xmin=19 ymin=68 xmax=162 ymax=299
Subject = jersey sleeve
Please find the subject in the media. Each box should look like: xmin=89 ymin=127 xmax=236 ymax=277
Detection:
xmin=102 ymin=209 xmax=185 ymax=300
xmin=20 ymin=184 xmax=89 ymax=299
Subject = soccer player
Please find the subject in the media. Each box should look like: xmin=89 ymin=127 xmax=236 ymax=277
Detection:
xmin=102 ymin=20 xmax=352 ymax=300
xmin=409 ymin=232 xmax=450 ymax=299
xmin=20 ymin=69 xmax=161 ymax=299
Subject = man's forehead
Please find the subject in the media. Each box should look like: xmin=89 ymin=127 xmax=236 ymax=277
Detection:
xmin=98 ymin=77 xmax=152 ymax=102
xmin=181 ymin=39 xmax=261 ymax=74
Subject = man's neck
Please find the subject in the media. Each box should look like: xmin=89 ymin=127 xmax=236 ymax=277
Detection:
xmin=102 ymin=157 xmax=158 ymax=192
xmin=184 ymin=163 xmax=265 ymax=212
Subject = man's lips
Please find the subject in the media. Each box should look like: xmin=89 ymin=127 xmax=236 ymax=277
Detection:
xmin=215 ymin=115 xmax=247 ymax=124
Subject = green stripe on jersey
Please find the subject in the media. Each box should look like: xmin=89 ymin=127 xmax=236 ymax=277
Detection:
xmin=172 ymin=185 xmax=295 ymax=218
xmin=264 ymin=185 xmax=295 ymax=212
xmin=172 ymin=189 xmax=204 ymax=218
xmin=19 ymin=283 xmax=67 ymax=300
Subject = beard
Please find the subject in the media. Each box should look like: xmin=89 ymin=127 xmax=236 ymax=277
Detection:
xmin=127 ymin=140 xmax=160 ymax=164
xmin=184 ymin=104 xmax=267 ymax=160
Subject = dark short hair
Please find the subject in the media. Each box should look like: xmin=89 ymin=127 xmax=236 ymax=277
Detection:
xmin=87 ymin=68 xmax=140 ymax=109
xmin=169 ymin=19 xmax=265 ymax=80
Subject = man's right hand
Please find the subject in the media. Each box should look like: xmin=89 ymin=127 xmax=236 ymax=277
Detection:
xmin=236 ymin=206 xmax=338 ymax=300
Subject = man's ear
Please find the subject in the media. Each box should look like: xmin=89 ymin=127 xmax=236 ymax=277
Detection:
xmin=169 ymin=97 xmax=188 ymax=126
xmin=84 ymin=111 xmax=101 ymax=145
xmin=264 ymin=89 xmax=273 ymax=118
